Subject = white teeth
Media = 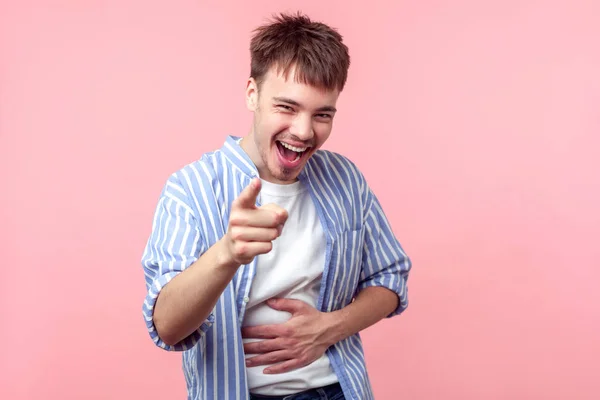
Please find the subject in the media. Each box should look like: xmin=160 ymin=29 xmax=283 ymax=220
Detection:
xmin=280 ymin=141 xmax=307 ymax=153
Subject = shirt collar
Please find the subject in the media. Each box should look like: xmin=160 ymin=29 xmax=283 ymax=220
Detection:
xmin=220 ymin=135 xmax=310 ymax=182
xmin=221 ymin=135 xmax=260 ymax=178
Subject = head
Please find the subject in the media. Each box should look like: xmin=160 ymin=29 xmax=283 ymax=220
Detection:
xmin=240 ymin=12 xmax=350 ymax=184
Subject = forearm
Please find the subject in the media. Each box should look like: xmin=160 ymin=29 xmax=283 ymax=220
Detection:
xmin=325 ymin=286 xmax=399 ymax=345
xmin=153 ymin=238 xmax=239 ymax=346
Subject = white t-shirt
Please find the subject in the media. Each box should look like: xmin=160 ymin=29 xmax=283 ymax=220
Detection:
xmin=242 ymin=178 xmax=339 ymax=395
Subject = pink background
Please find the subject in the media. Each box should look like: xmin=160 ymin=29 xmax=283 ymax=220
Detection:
xmin=1 ymin=1 xmax=599 ymax=399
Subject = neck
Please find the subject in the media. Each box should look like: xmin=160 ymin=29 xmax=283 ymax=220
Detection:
xmin=239 ymin=133 xmax=261 ymax=169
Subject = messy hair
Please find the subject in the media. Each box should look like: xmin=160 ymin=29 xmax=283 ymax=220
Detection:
xmin=249 ymin=12 xmax=350 ymax=92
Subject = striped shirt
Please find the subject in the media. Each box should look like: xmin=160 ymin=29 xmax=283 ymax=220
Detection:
xmin=141 ymin=135 xmax=412 ymax=400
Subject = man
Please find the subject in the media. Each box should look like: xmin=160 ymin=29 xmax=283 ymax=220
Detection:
xmin=141 ymin=12 xmax=412 ymax=400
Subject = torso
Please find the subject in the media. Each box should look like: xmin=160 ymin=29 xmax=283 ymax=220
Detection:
xmin=242 ymin=178 xmax=338 ymax=395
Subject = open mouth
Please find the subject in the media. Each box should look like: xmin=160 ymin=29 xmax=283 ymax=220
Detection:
xmin=275 ymin=140 xmax=310 ymax=166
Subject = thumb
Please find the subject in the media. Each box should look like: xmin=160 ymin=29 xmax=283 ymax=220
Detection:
xmin=235 ymin=178 xmax=261 ymax=209
xmin=267 ymin=298 xmax=306 ymax=314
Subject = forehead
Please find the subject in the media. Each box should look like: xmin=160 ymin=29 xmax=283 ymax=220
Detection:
xmin=260 ymin=65 xmax=340 ymax=105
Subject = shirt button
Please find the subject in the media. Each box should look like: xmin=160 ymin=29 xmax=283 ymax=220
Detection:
xmin=244 ymin=297 xmax=250 ymax=303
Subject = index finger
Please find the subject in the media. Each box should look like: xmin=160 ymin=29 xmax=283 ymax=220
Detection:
xmin=234 ymin=178 xmax=261 ymax=209
xmin=241 ymin=324 xmax=281 ymax=340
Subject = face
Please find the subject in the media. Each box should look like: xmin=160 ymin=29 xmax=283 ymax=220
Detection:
xmin=241 ymin=65 xmax=340 ymax=184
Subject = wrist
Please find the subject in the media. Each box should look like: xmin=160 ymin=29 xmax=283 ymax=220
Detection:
xmin=322 ymin=309 xmax=347 ymax=347
xmin=214 ymin=238 xmax=240 ymax=270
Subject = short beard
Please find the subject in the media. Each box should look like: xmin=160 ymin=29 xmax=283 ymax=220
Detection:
xmin=280 ymin=167 xmax=294 ymax=178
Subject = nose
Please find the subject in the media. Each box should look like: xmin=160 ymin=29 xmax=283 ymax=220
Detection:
xmin=289 ymin=115 xmax=314 ymax=141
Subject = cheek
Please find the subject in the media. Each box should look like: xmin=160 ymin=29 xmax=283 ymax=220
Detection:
xmin=262 ymin=115 xmax=291 ymax=135
xmin=313 ymin=124 xmax=332 ymax=144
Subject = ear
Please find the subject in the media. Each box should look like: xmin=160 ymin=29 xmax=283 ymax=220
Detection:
xmin=246 ymin=77 xmax=259 ymax=112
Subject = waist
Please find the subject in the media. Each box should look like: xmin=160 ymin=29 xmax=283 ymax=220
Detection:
xmin=249 ymin=382 xmax=343 ymax=400
xmin=245 ymin=353 xmax=338 ymax=395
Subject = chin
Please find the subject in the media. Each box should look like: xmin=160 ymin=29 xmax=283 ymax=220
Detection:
xmin=262 ymin=159 xmax=300 ymax=183
xmin=273 ymin=168 xmax=300 ymax=183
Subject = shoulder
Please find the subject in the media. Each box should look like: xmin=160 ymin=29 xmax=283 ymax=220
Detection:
xmin=166 ymin=150 xmax=223 ymax=190
xmin=307 ymin=149 xmax=367 ymax=191
xmin=157 ymin=149 xmax=228 ymax=209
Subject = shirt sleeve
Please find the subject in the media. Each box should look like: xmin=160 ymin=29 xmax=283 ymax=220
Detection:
xmin=357 ymin=186 xmax=412 ymax=317
xmin=141 ymin=174 xmax=214 ymax=351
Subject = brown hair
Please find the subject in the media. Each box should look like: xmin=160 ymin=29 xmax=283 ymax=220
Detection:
xmin=249 ymin=12 xmax=350 ymax=92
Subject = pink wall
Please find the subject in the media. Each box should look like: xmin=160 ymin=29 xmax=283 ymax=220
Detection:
xmin=1 ymin=1 xmax=599 ymax=399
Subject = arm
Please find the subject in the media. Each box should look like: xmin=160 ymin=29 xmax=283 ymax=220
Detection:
xmin=141 ymin=176 xmax=222 ymax=351
xmin=355 ymin=185 xmax=412 ymax=316
xmin=142 ymin=176 xmax=286 ymax=350
xmin=152 ymin=239 xmax=239 ymax=347
xmin=323 ymin=184 xmax=412 ymax=341
xmin=322 ymin=286 xmax=398 ymax=345
xmin=242 ymin=287 xmax=400 ymax=373
xmin=243 ymin=184 xmax=411 ymax=373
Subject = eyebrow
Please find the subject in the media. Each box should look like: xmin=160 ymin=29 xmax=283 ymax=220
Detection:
xmin=272 ymin=96 xmax=337 ymax=113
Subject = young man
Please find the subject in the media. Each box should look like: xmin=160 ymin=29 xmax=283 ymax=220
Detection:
xmin=141 ymin=12 xmax=412 ymax=400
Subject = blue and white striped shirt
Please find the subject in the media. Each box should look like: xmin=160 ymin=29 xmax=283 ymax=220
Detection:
xmin=141 ymin=135 xmax=411 ymax=400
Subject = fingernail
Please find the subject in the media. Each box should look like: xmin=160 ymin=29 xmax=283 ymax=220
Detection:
xmin=277 ymin=224 xmax=284 ymax=235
